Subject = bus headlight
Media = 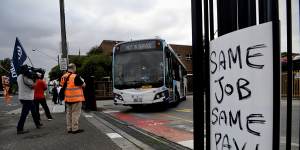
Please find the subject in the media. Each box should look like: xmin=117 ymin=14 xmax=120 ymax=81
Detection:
xmin=114 ymin=93 xmax=124 ymax=101
xmin=154 ymin=91 xmax=167 ymax=100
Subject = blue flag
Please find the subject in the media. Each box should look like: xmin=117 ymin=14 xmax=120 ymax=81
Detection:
xmin=10 ymin=37 xmax=27 ymax=81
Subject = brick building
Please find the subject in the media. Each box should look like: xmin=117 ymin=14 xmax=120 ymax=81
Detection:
xmin=98 ymin=40 xmax=193 ymax=74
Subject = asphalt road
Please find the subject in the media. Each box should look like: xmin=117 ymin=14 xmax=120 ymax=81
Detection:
xmin=280 ymin=100 xmax=300 ymax=149
xmin=0 ymin=95 xmax=130 ymax=150
xmin=97 ymin=95 xmax=194 ymax=149
xmin=2 ymin=95 xmax=299 ymax=149
xmin=0 ymin=95 xmax=21 ymax=113
xmin=97 ymin=95 xmax=300 ymax=150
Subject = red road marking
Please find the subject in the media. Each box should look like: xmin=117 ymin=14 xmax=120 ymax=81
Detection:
xmin=112 ymin=112 xmax=193 ymax=142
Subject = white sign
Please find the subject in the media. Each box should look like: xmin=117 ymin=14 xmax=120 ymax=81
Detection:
xmin=60 ymin=58 xmax=68 ymax=71
xmin=210 ymin=22 xmax=273 ymax=150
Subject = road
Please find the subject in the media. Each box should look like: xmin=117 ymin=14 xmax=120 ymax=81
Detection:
xmin=97 ymin=95 xmax=194 ymax=149
xmin=97 ymin=95 xmax=300 ymax=150
xmin=280 ymin=100 xmax=300 ymax=149
xmin=2 ymin=95 xmax=299 ymax=149
xmin=0 ymin=95 xmax=21 ymax=113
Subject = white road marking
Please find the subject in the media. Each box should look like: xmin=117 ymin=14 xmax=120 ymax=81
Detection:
xmin=84 ymin=114 xmax=93 ymax=118
xmin=106 ymin=133 xmax=123 ymax=139
xmin=174 ymin=124 xmax=194 ymax=132
xmin=6 ymin=108 xmax=21 ymax=114
xmin=103 ymin=110 xmax=120 ymax=114
xmin=178 ymin=140 xmax=194 ymax=149
xmin=280 ymin=136 xmax=299 ymax=147
xmin=176 ymin=109 xmax=192 ymax=113
xmin=52 ymin=105 xmax=65 ymax=113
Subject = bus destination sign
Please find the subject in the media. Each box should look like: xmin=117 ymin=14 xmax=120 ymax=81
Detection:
xmin=120 ymin=40 xmax=158 ymax=52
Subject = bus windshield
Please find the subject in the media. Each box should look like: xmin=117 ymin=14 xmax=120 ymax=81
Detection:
xmin=114 ymin=50 xmax=164 ymax=89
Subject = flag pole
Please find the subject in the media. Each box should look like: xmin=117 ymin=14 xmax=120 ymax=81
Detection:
xmin=26 ymin=56 xmax=34 ymax=67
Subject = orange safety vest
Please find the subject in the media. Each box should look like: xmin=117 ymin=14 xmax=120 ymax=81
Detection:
xmin=60 ymin=73 xmax=85 ymax=102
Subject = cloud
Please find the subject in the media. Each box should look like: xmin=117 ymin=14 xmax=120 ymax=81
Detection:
xmin=0 ymin=0 xmax=191 ymax=76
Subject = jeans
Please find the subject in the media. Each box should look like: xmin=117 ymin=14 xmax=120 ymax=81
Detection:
xmin=17 ymin=100 xmax=41 ymax=131
xmin=34 ymin=99 xmax=53 ymax=120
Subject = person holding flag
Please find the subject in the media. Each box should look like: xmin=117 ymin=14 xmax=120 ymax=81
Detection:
xmin=10 ymin=38 xmax=43 ymax=134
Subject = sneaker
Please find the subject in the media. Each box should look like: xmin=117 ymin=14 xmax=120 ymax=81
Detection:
xmin=48 ymin=118 xmax=53 ymax=121
xmin=72 ymin=129 xmax=84 ymax=134
xmin=67 ymin=131 xmax=72 ymax=133
xmin=17 ymin=130 xmax=29 ymax=134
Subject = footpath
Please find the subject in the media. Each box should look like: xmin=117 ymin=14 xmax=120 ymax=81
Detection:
xmin=0 ymin=99 xmax=140 ymax=150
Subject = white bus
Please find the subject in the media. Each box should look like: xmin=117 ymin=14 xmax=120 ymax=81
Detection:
xmin=112 ymin=39 xmax=187 ymax=107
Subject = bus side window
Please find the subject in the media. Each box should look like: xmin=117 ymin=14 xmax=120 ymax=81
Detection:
xmin=172 ymin=59 xmax=180 ymax=81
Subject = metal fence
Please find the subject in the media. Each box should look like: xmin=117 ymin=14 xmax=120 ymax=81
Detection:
xmin=94 ymin=81 xmax=113 ymax=100
xmin=282 ymin=71 xmax=300 ymax=98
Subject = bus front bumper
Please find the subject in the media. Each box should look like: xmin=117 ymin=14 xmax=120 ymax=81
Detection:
xmin=113 ymin=97 xmax=165 ymax=105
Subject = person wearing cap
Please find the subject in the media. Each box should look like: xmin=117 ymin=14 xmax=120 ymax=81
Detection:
xmin=60 ymin=63 xmax=86 ymax=134
xmin=34 ymin=72 xmax=53 ymax=121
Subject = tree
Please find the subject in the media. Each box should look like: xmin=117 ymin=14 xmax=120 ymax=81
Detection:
xmin=0 ymin=58 xmax=11 ymax=77
xmin=48 ymin=46 xmax=112 ymax=81
xmin=87 ymin=46 xmax=103 ymax=56
xmin=78 ymin=54 xmax=111 ymax=80
xmin=48 ymin=65 xmax=63 ymax=81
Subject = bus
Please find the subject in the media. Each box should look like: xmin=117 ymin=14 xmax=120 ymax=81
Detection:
xmin=112 ymin=38 xmax=187 ymax=107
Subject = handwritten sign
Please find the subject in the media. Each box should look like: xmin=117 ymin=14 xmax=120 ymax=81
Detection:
xmin=210 ymin=22 xmax=273 ymax=150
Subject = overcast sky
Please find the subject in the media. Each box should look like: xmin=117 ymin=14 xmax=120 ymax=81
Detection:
xmin=0 ymin=0 xmax=192 ymax=75
xmin=0 ymin=0 xmax=299 ymax=76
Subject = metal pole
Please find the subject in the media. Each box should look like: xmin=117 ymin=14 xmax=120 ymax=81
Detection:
xmin=259 ymin=0 xmax=272 ymax=23
xmin=57 ymin=55 xmax=59 ymax=66
xmin=60 ymin=0 xmax=68 ymax=59
xmin=271 ymin=0 xmax=280 ymax=149
xmin=286 ymin=0 xmax=293 ymax=149
xmin=209 ymin=0 xmax=214 ymax=40
xmin=27 ymin=56 xmax=34 ymax=67
xmin=217 ymin=0 xmax=238 ymax=36
xmin=191 ymin=0 xmax=204 ymax=149
xmin=238 ymin=0 xmax=257 ymax=29
xmin=204 ymin=0 xmax=210 ymax=149
xmin=32 ymin=49 xmax=57 ymax=62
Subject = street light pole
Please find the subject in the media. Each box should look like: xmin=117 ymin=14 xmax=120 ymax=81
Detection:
xmin=32 ymin=49 xmax=57 ymax=62
xmin=32 ymin=49 xmax=59 ymax=67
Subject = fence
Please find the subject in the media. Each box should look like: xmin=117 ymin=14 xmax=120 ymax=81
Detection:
xmin=281 ymin=71 xmax=300 ymax=98
xmin=94 ymin=81 xmax=113 ymax=100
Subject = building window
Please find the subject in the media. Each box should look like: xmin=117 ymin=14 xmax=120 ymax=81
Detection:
xmin=177 ymin=54 xmax=182 ymax=59
xmin=186 ymin=53 xmax=192 ymax=61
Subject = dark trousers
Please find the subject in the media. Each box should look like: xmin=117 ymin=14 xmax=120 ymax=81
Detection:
xmin=34 ymin=99 xmax=53 ymax=120
xmin=52 ymin=94 xmax=58 ymax=104
xmin=17 ymin=100 xmax=41 ymax=131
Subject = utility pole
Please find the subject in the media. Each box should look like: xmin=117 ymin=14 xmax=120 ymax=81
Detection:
xmin=59 ymin=0 xmax=68 ymax=70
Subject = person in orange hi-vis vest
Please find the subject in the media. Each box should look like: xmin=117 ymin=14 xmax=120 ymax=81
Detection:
xmin=60 ymin=63 xmax=86 ymax=134
xmin=2 ymin=76 xmax=11 ymax=105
